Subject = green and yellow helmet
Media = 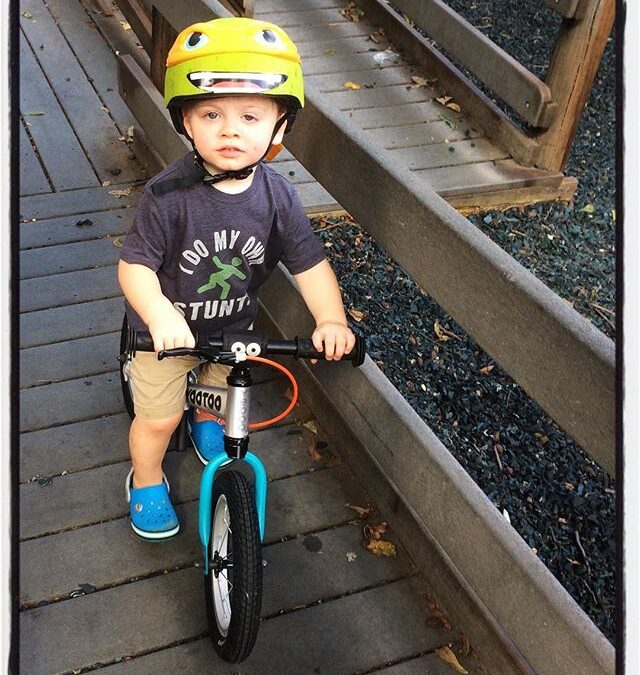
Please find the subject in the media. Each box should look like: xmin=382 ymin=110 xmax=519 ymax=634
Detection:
xmin=164 ymin=17 xmax=304 ymax=136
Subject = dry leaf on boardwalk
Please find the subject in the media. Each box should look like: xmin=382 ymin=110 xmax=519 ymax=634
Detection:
xmin=435 ymin=645 xmax=468 ymax=673
xmin=340 ymin=2 xmax=365 ymax=22
xmin=479 ymin=364 xmax=495 ymax=375
xmin=436 ymin=94 xmax=461 ymax=112
xmin=363 ymin=521 xmax=387 ymax=541
xmin=302 ymin=420 xmax=318 ymax=434
xmin=344 ymin=81 xmax=362 ymax=90
xmin=434 ymin=321 xmax=449 ymax=342
xmin=345 ymin=503 xmax=373 ymax=517
xmin=366 ymin=539 xmax=396 ymax=557
xmin=307 ymin=440 xmax=323 ymax=462
xmin=426 ymin=599 xmax=452 ymax=630
xmin=108 ymin=187 xmax=133 ymax=197
xmin=112 ymin=236 xmax=123 ymax=248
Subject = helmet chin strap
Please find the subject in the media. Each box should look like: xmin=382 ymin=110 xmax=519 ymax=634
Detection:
xmin=151 ymin=113 xmax=290 ymax=196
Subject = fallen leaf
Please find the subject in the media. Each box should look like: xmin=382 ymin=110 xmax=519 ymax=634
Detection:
xmin=344 ymin=81 xmax=361 ymax=90
xmin=25 ymin=111 xmax=44 ymax=116
xmin=120 ymin=20 xmax=131 ymax=30
xmin=100 ymin=106 xmax=110 ymax=114
xmin=108 ymin=187 xmax=133 ymax=197
xmin=458 ymin=633 xmax=471 ymax=656
xmin=348 ymin=307 xmax=365 ymax=322
xmin=446 ymin=101 xmax=461 ymax=112
xmin=22 ymin=10 xmax=33 ymax=18
xmin=479 ymin=364 xmax=494 ymax=375
xmin=436 ymin=645 xmax=468 ymax=673
xmin=112 ymin=236 xmax=123 ymax=248
xmin=363 ymin=521 xmax=387 ymax=541
xmin=324 ymin=47 xmax=336 ymax=55
xmin=345 ymin=503 xmax=372 ymax=517
xmin=410 ymin=75 xmax=429 ymax=87
xmin=101 ymin=180 xmax=112 ymax=187
xmin=366 ymin=539 xmax=396 ymax=557
xmin=439 ymin=113 xmax=457 ymax=129
xmin=436 ymin=94 xmax=453 ymax=106
xmin=580 ymin=203 xmax=595 ymax=214
xmin=426 ymin=600 xmax=452 ymax=630
xmin=346 ymin=551 xmax=358 ymax=562
xmin=564 ymin=482 xmax=575 ymax=491
xmin=308 ymin=442 xmax=323 ymax=462
xmin=434 ymin=321 xmax=449 ymax=342
xmin=340 ymin=2 xmax=364 ymax=22
xmin=302 ymin=420 xmax=318 ymax=434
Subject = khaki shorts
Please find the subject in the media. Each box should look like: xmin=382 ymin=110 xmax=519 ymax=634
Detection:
xmin=129 ymin=352 xmax=231 ymax=420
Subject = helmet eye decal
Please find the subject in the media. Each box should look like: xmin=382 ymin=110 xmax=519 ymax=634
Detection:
xmin=255 ymin=29 xmax=285 ymax=48
xmin=188 ymin=71 xmax=288 ymax=93
xmin=184 ymin=32 xmax=209 ymax=51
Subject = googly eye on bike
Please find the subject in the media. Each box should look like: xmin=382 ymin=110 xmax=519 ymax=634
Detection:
xmin=120 ymin=318 xmax=366 ymax=663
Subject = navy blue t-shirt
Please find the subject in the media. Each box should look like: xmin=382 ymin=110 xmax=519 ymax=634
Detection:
xmin=120 ymin=153 xmax=326 ymax=332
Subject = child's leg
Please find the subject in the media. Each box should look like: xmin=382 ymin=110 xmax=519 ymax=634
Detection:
xmin=194 ymin=362 xmax=231 ymax=423
xmin=128 ymin=352 xmax=199 ymax=486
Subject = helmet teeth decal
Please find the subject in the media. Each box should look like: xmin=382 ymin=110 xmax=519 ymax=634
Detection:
xmin=188 ymin=72 xmax=287 ymax=93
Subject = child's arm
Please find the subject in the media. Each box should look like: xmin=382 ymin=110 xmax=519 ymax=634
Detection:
xmin=118 ymin=260 xmax=195 ymax=352
xmin=293 ymin=259 xmax=356 ymax=360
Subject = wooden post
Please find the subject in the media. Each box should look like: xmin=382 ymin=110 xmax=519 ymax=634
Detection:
xmin=150 ymin=6 xmax=177 ymax=93
xmin=534 ymin=0 xmax=615 ymax=170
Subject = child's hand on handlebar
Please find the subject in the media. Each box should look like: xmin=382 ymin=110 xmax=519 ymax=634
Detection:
xmin=147 ymin=305 xmax=195 ymax=352
xmin=311 ymin=321 xmax=356 ymax=363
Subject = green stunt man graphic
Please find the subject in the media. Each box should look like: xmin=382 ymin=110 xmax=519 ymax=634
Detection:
xmin=197 ymin=256 xmax=246 ymax=299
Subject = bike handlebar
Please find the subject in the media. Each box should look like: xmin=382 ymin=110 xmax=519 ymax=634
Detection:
xmin=123 ymin=328 xmax=366 ymax=367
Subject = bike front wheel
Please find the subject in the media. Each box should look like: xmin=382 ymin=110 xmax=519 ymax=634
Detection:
xmin=204 ymin=470 xmax=262 ymax=663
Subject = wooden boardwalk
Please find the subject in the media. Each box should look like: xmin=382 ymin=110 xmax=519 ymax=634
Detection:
xmin=18 ymin=0 xmax=481 ymax=672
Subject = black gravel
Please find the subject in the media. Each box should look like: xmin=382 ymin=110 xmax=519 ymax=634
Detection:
xmin=310 ymin=0 xmax=616 ymax=641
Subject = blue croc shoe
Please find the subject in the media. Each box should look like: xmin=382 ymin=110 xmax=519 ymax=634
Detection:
xmin=187 ymin=410 xmax=225 ymax=465
xmin=125 ymin=468 xmax=180 ymax=541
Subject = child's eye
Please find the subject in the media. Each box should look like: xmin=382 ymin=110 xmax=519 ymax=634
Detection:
xmin=243 ymin=114 xmax=257 ymax=122
xmin=206 ymin=112 xmax=219 ymax=119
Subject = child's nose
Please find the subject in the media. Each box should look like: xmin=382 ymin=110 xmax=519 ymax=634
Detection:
xmin=220 ymin=119 xmax=240 ymax=136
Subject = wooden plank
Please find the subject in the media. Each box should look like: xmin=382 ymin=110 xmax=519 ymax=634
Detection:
xmin=543 ymin=0 xmax=581 ymax=17
xmin=19 ymin=183 xmax=140 ymax=221
xmin=257 ymin=7 xmax=348 ymax=27
xmin=19 ymin=31 xmax=98 ymax=191
xmin=20 ymin=0 xmax=144 ymax=184
xmin=19 ymin=121 xmax=50 ymax=196
xmin=304 ymin=48 xmax=407 ymax=75
xmin=20 ymin=519 xmax=408 ymax=611
xmin=19 ymin=265 xmax=121 ymax=313
xmin=295 ymin=180 xmax=341 ymax=214
xmin=325 ymin=82 xmax=433 ymax=111
xmin=20 ymin=208 xmax=133 ymax=250
xmin=306 ymin=63 xmax=420 ymax=92
xmin=377 ymin=652 xmax=477 ymax=674
xmin=150 ymin=6 xmax=177 ymax=91
xmin=20 ymin=237 xmax=122 ymax=279
xmin=68 ymin=579 xmax=451 ymax=675
xmin=348 ymin=99 xmax=471 ymax=129
xmin=416 ymin=158 xmax=564 ymax=197
xmin=297 ymin=34 xmax=393 ymax=59
xmin=535 ymin=0 xmax=615 ymax=169
xmin=20 ymin=332 xmax=120 ymax=388
xmin=256 ymin=0 xmax=343 ymax=12
xmin=284 ymin=20 xmax=371 ymax=44
xmin=389 ymin=0 xmax=554 ymax=126
xmin=449 ymin=175 xmax=578 ymax=215
xmin=20 ymin=413 xmax=131 ymax=482
xmin=19 ymin=297 xmax=125 ymax=348
xmin=45 ymin=0 xmax=148 ymax=135
xmin=20 ymin=457 xmax=364 ymax=539
xmin=20 ymin=568 xmax=455 ymax=675
xmin=367 ymin=120 xmax=483 ymax=149
xmin=20 ymin=371 xmax=124 ymax=434
xmin=389 ymin=137 xmax=509 ymax=171
xmin=267 ymin=158 xmax=317 ymax=184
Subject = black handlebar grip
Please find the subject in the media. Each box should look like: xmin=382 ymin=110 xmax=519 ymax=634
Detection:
xmin=295 ymin=335 xmax=366 ymax=367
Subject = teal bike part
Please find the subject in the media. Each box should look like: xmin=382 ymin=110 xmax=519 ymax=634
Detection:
xmin=199 ymin=451 xmax=267 ymax=574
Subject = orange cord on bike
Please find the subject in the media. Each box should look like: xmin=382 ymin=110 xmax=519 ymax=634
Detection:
xmin=195 ymin=355 xmax=299 ymax=430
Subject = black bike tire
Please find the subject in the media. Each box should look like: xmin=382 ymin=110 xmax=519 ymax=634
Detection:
xmin=204 ymin=470 xmax=262 ymax=663
xmin=119 ymin=314 xmax=135 ymax=420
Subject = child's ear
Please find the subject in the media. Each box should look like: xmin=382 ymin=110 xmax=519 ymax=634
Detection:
xmin=182 ymin=108 xmax=193 ymax=138
xmin=272 ymin=118 xmax=287 ymax=145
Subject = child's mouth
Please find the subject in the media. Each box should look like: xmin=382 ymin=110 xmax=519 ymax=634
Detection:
xmin=218 ymin=147 xmax=243 ymax=157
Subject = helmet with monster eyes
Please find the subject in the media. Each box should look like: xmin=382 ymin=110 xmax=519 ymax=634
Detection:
xmin=164 ymin=17 xmax=304 ymax=137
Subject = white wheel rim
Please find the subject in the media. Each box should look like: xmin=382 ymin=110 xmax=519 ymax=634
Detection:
xmin=212 ymin=494 xmax=232 ymax=636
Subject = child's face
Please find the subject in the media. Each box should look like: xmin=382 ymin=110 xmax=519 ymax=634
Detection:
xmin=182 ymin=95 xmax=286 ymax=174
